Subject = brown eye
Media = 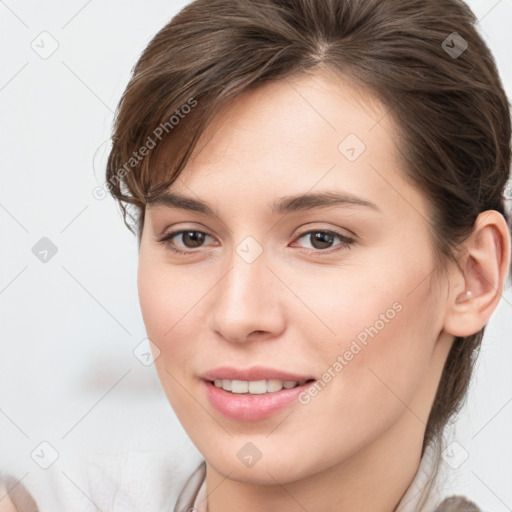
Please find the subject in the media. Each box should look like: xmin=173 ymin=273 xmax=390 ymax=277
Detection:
xmin=308 ymin=231 xmax=335 ymax=250
xmin=179 ymin=230 xmax=206 ymax=248
xmin=159 ymin=229 xmax=213 ymax=254
xmin=294 ymin=229 xmax=354 ymax=254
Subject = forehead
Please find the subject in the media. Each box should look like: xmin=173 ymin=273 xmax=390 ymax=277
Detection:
xmin=175 ymin=70 xmax=397 ymax=181
xmin=148 ymin=69 xmax=427 ymax=224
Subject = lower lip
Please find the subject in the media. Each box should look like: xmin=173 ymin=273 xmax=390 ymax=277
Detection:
xmin=203 ymin=380 xmax=315 ymax=421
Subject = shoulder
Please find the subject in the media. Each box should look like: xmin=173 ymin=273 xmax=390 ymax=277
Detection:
xmin=434 ymin=496 xmax=482 ymax=512
xmin=0 ymin=473 xmax=39 ymax=512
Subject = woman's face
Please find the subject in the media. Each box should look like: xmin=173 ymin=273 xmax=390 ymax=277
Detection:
xmin=137 ymin=71 xmax=454 ymax=484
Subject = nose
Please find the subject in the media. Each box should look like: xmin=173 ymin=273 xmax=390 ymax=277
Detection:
xmin=208 ymin=246 xmax=286 ymax=344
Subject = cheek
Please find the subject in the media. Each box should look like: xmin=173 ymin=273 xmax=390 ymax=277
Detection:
xmin=299 ymin=240 xmax=438 ymax=377
xmin=137 ymin=243 xmax=199 ymax=337
xmin=305 ymin=257 xmax=441 ymax=436
xmin=137 ymin=257 xmax=203 ymax=418
xmin=137 ymin=251 xmax=194 ymax=367
xmin=136 ymin=247 xmax=226 ymax=391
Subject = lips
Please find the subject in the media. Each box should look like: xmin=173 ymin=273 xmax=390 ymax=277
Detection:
xmin=200 ymin=366 xmax=318 ymax=420
xmin=203 ymin=379 xmax=316 ymax=421
xmin=200 ymin=365 xmax=316 ymax=382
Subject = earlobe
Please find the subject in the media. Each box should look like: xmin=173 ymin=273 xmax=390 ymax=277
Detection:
xmin=443 ymin=210 xmax=511 ymax=338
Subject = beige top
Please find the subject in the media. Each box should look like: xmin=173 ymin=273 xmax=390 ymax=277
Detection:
xmin=174 ymin=441 xmax=446 ymax=512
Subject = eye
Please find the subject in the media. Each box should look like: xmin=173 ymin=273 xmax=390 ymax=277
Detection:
xmin=158 ymin=229 xmax=214 ymax=254
xmin=292 ymin=229 xmax=354 ymax=254
xmin=158 ymin=228 xmax=355 ymax=256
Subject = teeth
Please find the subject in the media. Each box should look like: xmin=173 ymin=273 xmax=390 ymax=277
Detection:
xmin=267 ymin=379 xmax=284 ymax=392
xmin=248 ymin=380 xmax=267 ymax=394
xmin=232 ymin=380 xmax=248 ymax=393
xmin=213 ymin=379 xmax=306 ymax=394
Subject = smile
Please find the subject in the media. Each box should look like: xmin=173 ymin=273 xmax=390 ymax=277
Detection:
xmin=204 ymin=379 xmax=316 ymax=421
xmin=212 ymin=378 xmax=310 ymax=394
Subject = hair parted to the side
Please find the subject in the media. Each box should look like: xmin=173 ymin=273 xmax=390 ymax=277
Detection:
xmin=105 ymin=0 xmax=511 ymax=456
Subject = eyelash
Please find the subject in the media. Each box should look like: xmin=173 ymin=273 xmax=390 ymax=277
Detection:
xmin=158 ymin=228 xmax=355 ymax=256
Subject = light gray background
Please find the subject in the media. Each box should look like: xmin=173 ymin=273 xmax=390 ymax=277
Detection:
xmin=1 ymin=1 xmax=511 ymax=510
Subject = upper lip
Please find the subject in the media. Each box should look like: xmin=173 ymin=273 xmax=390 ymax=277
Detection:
xmin=201 ymin=366 xmax=316 ymax=382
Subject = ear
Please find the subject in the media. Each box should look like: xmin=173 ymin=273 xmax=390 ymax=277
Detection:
xmin=443 ymin=210 xmax=511 ymax=338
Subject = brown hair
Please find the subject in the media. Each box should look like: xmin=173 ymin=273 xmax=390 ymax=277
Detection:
xmin=105 ymin=0 xmax=511 ymax=455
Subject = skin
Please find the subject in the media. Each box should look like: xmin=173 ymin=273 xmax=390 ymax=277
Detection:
xmin=0 ymin=496 xmax=17 ymax=512
xmin=137 ymin=69 xmax=510 ymax=512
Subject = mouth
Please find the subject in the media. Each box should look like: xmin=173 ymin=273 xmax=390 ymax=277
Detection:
xmin=207 ymin=378 xmax=316 ymax=394
xmin=203 ymin=378 xmax=317 ymax=421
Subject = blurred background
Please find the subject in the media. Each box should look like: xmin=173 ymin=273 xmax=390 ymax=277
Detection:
xmin=1 ymin=0 xmax=511 ymax=510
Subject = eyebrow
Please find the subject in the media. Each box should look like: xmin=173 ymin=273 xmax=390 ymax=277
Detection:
xmin=148 ymin=190 xmax=380 ymax=216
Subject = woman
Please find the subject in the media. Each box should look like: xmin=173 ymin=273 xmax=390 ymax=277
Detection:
xmin=104 ymin=0 xmax=511 ymax=510
xmin=2 ymin=0 xmax=510 ymax=511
